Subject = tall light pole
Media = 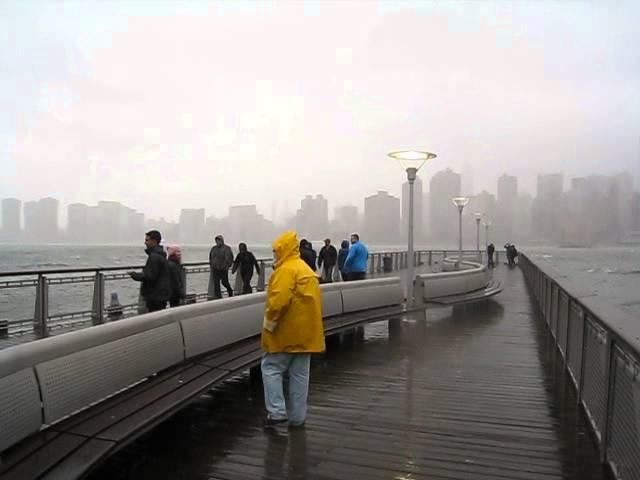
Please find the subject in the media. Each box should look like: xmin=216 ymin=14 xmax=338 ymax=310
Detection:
xmin=474 ymin=212 xmax=482 ymax=260
xmin=389 ymin=150 xmax=437 ymax=307
xmin=483 ymin=220 xmax=491 ymax=251
xmin=452 ymin=196 xmax=469 ymax=270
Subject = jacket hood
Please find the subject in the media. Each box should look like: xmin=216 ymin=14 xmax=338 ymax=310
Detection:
xmin=273 ymin=231 xmax=300 ymax=267
xmin=340 ymin=240 xmax=349 ymax=249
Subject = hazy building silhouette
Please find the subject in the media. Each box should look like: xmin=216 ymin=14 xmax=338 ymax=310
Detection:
xmin=1 ymin=198 xmax=21 ymax=241
xmin=227 ymin=204 xmax=274 ymax=243
xmin=514 ymin=193 xmax=533 ymax=242
xmin=179 ymin=208 xmax=206 ymax=244
xmin=364 ymin=190 xmax=400 ymax=244
xmin=295 ymin=194 xmax=328 ymax=240
xmin=496 ymin=174 xmax=518 ymax=242
xmin=24 ymin=198 xmax=59 ymax=242
xmin=67 ymin=203 xmax=90 ymax=243
xmin=402 ymin=176 xmax=424 ymax=243
xmin=332 ymin=205 xmax=359 ymax=240
xmin=532 ymin=174 xmax=564 ymax=243
xmin=429 ymin=168 xmax=461 ymax=245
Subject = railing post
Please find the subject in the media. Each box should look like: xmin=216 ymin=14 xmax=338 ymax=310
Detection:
xmin=428 ymin=251 xmax=432 ymax=265
xmin=91 ymin=272 xmax=105 ymax=325
xmin=369 ymin=254 xmax=375 ymax=275
xmin=33 ymin=274 xmax=49 ymax=338
xmin=0 ymin=319 xmax=8 ymax=339
xmin=257 ymin=262 xmax=266 ymax=292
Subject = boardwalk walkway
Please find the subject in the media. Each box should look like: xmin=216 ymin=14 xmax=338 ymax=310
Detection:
xmin=91 ymin=265 xmax=610 ymax=480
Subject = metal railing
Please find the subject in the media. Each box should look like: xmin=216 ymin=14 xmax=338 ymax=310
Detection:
xmin=519 ymin=253 xmax=640 ymax=480
xmin=0 ymin=248 xmax=483 ymax=340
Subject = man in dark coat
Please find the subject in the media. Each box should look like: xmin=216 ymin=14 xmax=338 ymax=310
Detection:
xmin=209 ymin=235 xmax=234 ymax=299
xmin=129 ymin=230 xmax=171 ymax=312
xmin=299 ymin=239 xmax=317 ymax=272
xmin=487 ymin=243 xmax=495 ymax=269
xmin=337 ymin=240 xmax=350 ymax=281
xmin=232 ymin=242 xmax=261 ymax=294
xmin=317 ymin=238 xmax=338 ymax=283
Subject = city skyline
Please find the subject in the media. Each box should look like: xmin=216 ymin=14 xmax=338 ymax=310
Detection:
xmin=2 ymin=168 xmax=638 ymax=246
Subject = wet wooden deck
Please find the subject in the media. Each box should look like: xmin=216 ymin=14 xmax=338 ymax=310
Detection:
xmin=90 ymin=265 xmax=610 ymax=480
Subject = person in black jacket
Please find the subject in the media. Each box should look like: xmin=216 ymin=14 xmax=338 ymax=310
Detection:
xmin=318 ymin=238 xmax=338 ymax=283
xmin=167 ymin=245 xmax=186 ymax=307
xmin=487 ymin=243 xmax=495 ymax=269
xmin=337 ymin=239 xmax=350 ymax=281
xmin=299 ymin=239 xmax=317 ymax=272
xmin=129 ymin=230 xmax=171 ymax=312
xmin=232 ymin=242 xmax=261 ymax=294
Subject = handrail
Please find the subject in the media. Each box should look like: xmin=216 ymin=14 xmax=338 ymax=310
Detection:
xmin=520 ymin=252 xmax=639 ymax=480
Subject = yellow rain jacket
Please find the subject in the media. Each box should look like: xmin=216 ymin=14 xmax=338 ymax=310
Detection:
xmin=261 ymin=231 xmax=325 ymax=353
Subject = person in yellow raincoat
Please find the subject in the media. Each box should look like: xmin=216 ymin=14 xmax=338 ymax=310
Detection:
xmin=261 ymin=231 xmax=325 ymax=428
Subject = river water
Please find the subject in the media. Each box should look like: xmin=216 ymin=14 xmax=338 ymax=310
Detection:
xmin=1 ymin=244 xmax=638 ymax=323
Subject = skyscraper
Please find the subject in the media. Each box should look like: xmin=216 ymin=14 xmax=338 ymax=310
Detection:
xmin=23 ymin=198 xmax=59 ymax=242
xmin=295 ymin=195 xmax=329 ymax=240
xmin=496 ymin=174 xmax=518 ymax=241
xmin=67 ymin=203 xmax=90 ymax=243
xmin=532 ymin=174 xmax=564 ymax=243
xmin=429 ymin=168 xmax=461 ymax=245
xmin=364 ymin=191 xmax=400 ymax=244
xmin=1 ymin=198 xmax=21 ymax=241
xmin=179 ymin=208 xmax=206 ymax=244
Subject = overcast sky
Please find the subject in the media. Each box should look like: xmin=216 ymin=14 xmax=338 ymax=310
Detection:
xmin=1 ymin=0 xmax=639 ymax=222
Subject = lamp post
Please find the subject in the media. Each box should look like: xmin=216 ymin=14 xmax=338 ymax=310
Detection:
xmin=451 ymin=196 xmax=469 ymax=270
xmin=474 ymin=212 xmax=482 ymax=261
xmin=389 ymin=150 xmax=437 ymax=307
xmin=483 ymin=221 xmax=491 ymax=251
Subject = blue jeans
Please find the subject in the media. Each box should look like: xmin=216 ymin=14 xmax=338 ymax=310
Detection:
xmin=261 ymin=353 xmax=310 ymax=424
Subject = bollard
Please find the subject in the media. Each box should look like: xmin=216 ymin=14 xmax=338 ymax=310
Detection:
xmin=33 ymin=274 xmax=49 ymax=338
xmin=0 ymin=319 xmax=8 ymax=339
xmin=106 ymin=292 xmax=124 ymax=321
xmin=91 ymin=272 xmax=105 ymax=325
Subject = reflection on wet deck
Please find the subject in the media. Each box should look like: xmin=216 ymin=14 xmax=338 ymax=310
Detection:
xmin=91 ymin=267 xmax=611 ymax=480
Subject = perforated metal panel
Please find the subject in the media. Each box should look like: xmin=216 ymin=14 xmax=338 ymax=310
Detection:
xmin=549 ymin=283 xmax=558 ymax=339
xmin=557 ymin=290 xmax=569 ymax=358
xmin=341 ymin=283 xmax=403 ymax=314
xmin=182 ymin=302 xmax=263 ymax=359
xmin=581 ymin=316 xmax=609 ymax=442
xmin=36 ymin=322 xmax=184 ymax=424
xmin=606 ymin=346 xmax=640 ymax=480
xmin=0 ymin=368 xmax=42 ymax=453
xmin=567 ymin=301 xmax=585 ymax=389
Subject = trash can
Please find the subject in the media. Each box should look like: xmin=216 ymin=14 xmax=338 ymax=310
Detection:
xmin=383 ymin=256 xmax=393 ymax=273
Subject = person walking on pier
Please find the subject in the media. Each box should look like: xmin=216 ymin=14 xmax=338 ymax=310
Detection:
xmin=232 ymin=242 xmax=261 ymax=294
xmin=487 ymin=243 xmax=495 ymax=269
xmin=318 ymin=238 xmax=337 ymax=283
xmin=337 ymin=239 xmax=350 ymax=281
xmin=261 ymin=231 xmax=325 ymax=428
xmin=344 ymin=233 xmax=369 ymax=281
xmin=299 ymin=239 xmax=317 ymax=272
xmin=129 ymin=230 xmax=171 ymax=312
xmin=167 ymin=245 xmax=186 ymax=307
xmin=208 ymin=235 xmax=234 ymax=299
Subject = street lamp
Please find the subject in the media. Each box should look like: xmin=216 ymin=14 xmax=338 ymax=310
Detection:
xmin=474 ymin=212 xmax=483 ymax=260
xmin=451 ymin=196 xmax=469 ymax=269
xmin=389 ymin=150 xmax=437 ymax=307
xmin=483 ymin=220 xmax=491 ymax=251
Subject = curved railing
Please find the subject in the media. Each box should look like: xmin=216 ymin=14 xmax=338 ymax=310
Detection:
xmin=416 ymin=259 xmax=489 ymax=301
xmin=0 ymin=249 xmax=481 ymax=340
xmin=520 ymin=253 xmax=640 ymax=480
xmin=0 ymin=277 xmax=404 ymax=457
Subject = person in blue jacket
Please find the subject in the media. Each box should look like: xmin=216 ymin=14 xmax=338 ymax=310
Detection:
xmin=343 ymin=233 xmax=369 ymax=281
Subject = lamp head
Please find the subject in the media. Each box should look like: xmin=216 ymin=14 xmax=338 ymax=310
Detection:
xmin=388 ymin=150 xmax=437 ymax=172
xmin=451 ymin=196 xmax=470 ymax=211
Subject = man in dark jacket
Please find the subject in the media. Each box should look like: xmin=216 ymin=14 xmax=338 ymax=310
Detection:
xmin=299 ymin=239 xmax=317 ymax=272
xmin=337 ymin=240 xmax=350 ymax=281
xmin=232 ymin=242 xmax=260 ymax=294
xmin=129 ymin=230 xmax=171 ymax=312
xmin=317 ymin=238 xmax=338 ymax=283
xmin=487 ymin=243 xmax=495 ymax=269
xmin=209 ymin=235 xmax=234 ymax=299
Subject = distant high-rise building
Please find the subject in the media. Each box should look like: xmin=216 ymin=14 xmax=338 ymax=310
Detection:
xmin=23 ymin=198 xmax=59 ymax=241
xmin=429 ymin=168 xmax=461 ymax=245
xmin=179 ymin=208 xmax=206 ymax=244
xmin=295 ymin=195 xmax=329 ymax=240
xmin=1 ymin=198 xmax=21 ymax=241
xmin=332 ymin=205 xmax=359 ymax=239
xmin=364 ymin=191 xmax=400 ymax=244
xmin=496 ymin=174 xmax=518 ymax=242
xmin=532 ymin=174 xmax=564 ymax=243
xmin=67 ymin=203 xmax=90 ymax=243
xmin=402 ymin=177 xmax=424 ymax=243
xmin=227 ymin=204 xmax=274 ymax=243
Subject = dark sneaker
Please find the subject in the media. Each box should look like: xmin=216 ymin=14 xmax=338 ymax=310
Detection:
xmin=264 ymin=417 xmax=288 ymax=428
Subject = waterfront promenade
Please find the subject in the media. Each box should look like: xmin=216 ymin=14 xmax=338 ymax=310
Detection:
xmin=90 ymin=265 xmax=610 ymax=480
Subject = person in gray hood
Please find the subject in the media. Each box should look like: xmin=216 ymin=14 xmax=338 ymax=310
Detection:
xmin=208 ymin=234 xmax=234 ymax=299
xmin=128 ymin=230 xmax=171 ymax=312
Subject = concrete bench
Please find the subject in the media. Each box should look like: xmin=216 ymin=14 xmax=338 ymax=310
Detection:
xmin=0 ymin=277 xmax=404 ymax=479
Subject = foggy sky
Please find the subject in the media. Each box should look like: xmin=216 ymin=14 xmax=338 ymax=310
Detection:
xmin=1 ymin=0 xmax=639 ymax=223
